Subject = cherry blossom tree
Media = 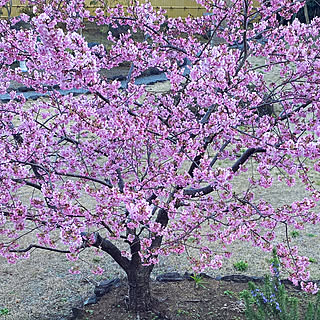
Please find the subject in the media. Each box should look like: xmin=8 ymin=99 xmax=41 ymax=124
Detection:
xmin=1 ymin=0 xmax=320 ymax=312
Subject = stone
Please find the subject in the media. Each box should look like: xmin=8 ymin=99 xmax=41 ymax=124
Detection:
xmin=17 ymin=86 xmax=35 ymax=93
xmin=220 ymin=275 xmax=264 ymax=283
xmin=84 ymin=295 xmax=98 ymax=305
xmin=94 ymin=278 xmax=121 ymax=298
xmin=156 ymin=272 xmax=184 ymax=282
xmin=88 ymin=42 xmax=100 ymax=48
xmin=199 ymin=272 xmax=214 ymax=279
xmin=70 ymin=308 xmax=84 ymax=320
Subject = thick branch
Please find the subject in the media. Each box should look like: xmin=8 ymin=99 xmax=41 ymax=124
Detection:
xmin=200 ymin=105 xmax=217 ymax=125
xmin=96 ymin=91 xmax=110 ymax=104
xmin=150 ymin=208 xmax=169 ymax=250
xmin=188 ymin=133 xmax=216 ymax=178
xmin=210 ymin=140 xmax=231 ymax=167
xmin=278 ymin=100 xmax=312 ymax=121
xmin=231 ymin=147 xmax=266 ymax=173
xmin=183 ymin=184 xmax=215 ymax=197
xmin=116 ymin=168 xmax=125 ymax=193
xmin=235 ymin=0 xmax=249 ymax=76
xmin=12 ymin=178 xmax=42 ymax=190
xmin=184 ymin=147 xmax=266 ymax=197
xmin=83 ymin=232 xmax=130 ymax=272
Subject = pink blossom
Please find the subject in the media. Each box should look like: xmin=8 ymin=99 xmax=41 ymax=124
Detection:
xmin=0 ymin=0 xmax=320 ymax=296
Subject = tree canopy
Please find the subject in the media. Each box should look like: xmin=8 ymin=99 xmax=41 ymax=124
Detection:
xmin=1 ymin=0 xmax=320 ymax=310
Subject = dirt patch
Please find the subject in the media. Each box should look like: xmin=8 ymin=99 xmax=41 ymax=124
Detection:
xmin=75 ymin=277 xmax=317 ymax=320
xmin=76 ymin=279 xmax=250 ymax=320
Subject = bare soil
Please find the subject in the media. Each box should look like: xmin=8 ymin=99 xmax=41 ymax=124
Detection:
xmin=77 ymin=278 xmax=250 ymax=320
xmin=75 ymin=277 xmax=318 ymax=320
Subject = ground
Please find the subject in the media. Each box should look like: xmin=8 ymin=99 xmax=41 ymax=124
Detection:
xmin=75 ymin=277 xmax=317 ymax=320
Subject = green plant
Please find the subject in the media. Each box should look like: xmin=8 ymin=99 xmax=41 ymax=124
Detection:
xmin=234 ymin=260 xmax=248 ymax=272
xmin=239 ymin=289 xmax=255 ymax=304
xmin=0 ymin=308 xmax=9 ymax=316
xmin=306 ymin=293 xmax=320 ymax=320
xmin=151 ymin=313 xmax=161 ymax=320
xmin=243 ymin=279 xmax=300 ymax=320
xmin=92 ymin=257 xmax=101 ymax=263
xmin=187 ymin=236 xmax=197 ymax=243
xmin=190 ymin=274 xmax=207 ymax=289
xmin=224 ymin=290 xmax=235 ymax=298
xmin=242 ymin=250 xmax=298 ymax=320
xmin=86 ymin=309 xmax=94 ymax=315
xmin=309 ymin=257 xmax=317 ymax=263
xmin=290 ymin=231 xmax=300 ymax=238
xmin=177 ymin=309 xmax=190 ymax=316
xmin=307 ymin=233 xmax=317 ymax=238
xmin=242 ymin=249 xmax=320 ymax=320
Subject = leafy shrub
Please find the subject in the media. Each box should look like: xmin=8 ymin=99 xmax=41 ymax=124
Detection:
xmin=234 ymin=260 xmax=248 ymax=272
xmin=0 ymin=308 xmax=9 ymax=316
xmin=242 ymin=250 xmax=320 ymax=320
xmin=290 ymin=231 xmax=300 ymax=238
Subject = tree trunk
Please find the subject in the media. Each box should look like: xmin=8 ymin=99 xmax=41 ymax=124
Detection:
xmin=126 ymin=264 xmax=153 ymax=312
xmin=86 ymin=232 xmax=154 ymax=312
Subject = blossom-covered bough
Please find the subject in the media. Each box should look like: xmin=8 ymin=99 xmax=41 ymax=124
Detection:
xmin=1 ymin=0 xmax=320 ymax=312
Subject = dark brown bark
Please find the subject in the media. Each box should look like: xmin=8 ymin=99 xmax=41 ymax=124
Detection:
xmin=83 ymin=232 xmax=130 ymax=272
xmin=126 ymin=264 xmax=153 ymax=312
xmin=82 ymin=231 xmax=154 ymax=311
xmin=184 ymin=147 xmax=266 ymax=197
xmin=126 ymin=229 xmax=155 ymax=312
xmin=231 ymin=147 xmax=266 ymax=173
